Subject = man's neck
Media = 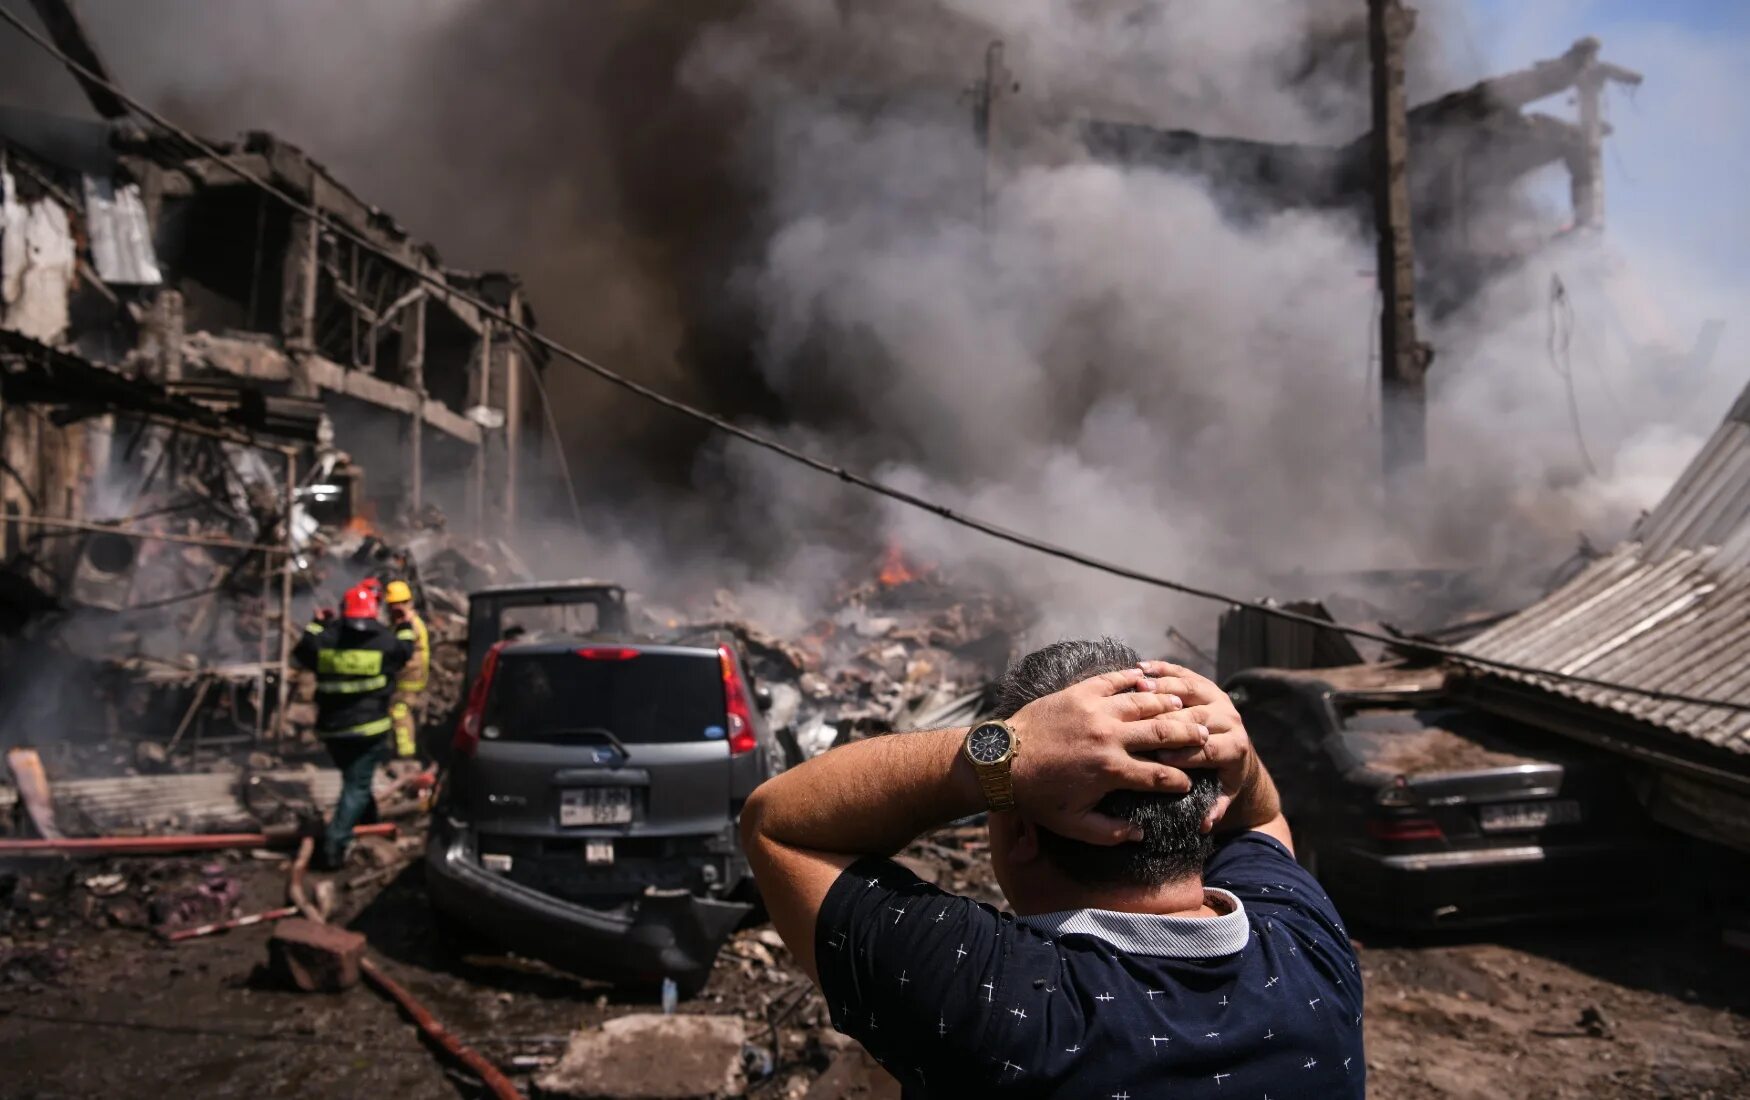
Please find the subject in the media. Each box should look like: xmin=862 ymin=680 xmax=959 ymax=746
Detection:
xmin=1016 ymin=874 xmax=1217 ymax=919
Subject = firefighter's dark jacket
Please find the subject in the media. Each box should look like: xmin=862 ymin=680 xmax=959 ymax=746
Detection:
xmin=291 ymin=617 xmax=414 ymax=738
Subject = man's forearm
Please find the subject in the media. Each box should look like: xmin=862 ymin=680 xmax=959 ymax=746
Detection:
xmin=744 ymin=728 xmax=983 ymax=856
xmin=1216 ymin=752 xmax=1283 ymax=834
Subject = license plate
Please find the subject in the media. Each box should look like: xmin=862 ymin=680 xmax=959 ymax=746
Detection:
xmin=1480 ymin=799 xmax=1581 ymax=832
xmin=585 ymin=839 xmax=615 ymax=865
xmin=560 ymin=788 xmax=634 ymax=826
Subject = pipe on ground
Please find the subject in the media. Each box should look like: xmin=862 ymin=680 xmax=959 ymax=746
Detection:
xmin=0 ymin=823 xmax=396 ymax=857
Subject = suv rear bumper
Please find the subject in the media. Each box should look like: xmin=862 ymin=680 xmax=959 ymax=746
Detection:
xmin=425 ymin=820 xmax=751 ymax=988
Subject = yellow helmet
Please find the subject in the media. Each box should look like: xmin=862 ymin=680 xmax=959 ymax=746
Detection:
xmin=385 ymin=580 xmax=413 ymax=604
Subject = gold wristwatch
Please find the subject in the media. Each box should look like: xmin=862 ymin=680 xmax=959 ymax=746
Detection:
xmin=963 ymin=720 xmax=1019 ymax=812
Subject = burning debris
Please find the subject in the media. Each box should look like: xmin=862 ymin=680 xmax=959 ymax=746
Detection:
xmin=686 ymin=545 xmax=1027 ymax=760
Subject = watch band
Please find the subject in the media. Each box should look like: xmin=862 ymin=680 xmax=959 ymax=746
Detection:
xmin=976 ymin=764 xmax=1016 ymax=812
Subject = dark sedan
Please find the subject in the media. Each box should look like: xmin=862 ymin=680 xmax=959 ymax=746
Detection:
xmin=1226 ymin=662 xmax=1671 ymax=929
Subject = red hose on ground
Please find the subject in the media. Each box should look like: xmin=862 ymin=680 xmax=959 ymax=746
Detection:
xmin=360 ymin=957 xmax=525 ymax=1100
xmin=0 ymin=823 xmax=397 ymax=857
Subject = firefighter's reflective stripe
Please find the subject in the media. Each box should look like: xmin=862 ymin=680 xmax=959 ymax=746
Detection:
xmin=318 ymin=716 xmax=394 ymax=738
xmin=316 ymin=649 xmax=384 ymax=677
xmin=396 ymin=614 xmax=431 ymax=693
xmin=305 ymin=622 xmax=326 ymax=635
xmin=315 ymin=674 xmax=389 ymax=694
xmin=390 ymin=699 xmax=417 ymax=757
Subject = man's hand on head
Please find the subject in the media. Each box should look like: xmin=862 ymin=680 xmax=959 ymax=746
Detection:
xmin=1134 ymin=661 xmax=1288 ymax=842
xmin=1007 ymin=668 xmax=1210 ymax=846
xmin=1135 ymin=661 xmax=1255 ymax=833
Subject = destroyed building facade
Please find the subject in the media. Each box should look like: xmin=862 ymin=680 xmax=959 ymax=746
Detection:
xmin=0 ymin=105 xmax=555 ymax=749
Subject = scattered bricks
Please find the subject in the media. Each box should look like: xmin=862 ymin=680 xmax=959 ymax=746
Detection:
xmin=268 ymin=918 xmax=365 ymax=992
xmin=535 ymin=1014 xmax=748 ymax=1100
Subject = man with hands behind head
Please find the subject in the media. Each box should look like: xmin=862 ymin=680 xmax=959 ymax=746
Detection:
xmin=741 ymin=638 xmax=1362 ymax=1098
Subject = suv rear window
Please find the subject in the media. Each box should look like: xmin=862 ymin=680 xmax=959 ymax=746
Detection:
xmin=482 ymin=650 xmax=727 ymax=745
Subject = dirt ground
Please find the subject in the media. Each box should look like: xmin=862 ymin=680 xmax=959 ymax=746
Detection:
xmin=3 ymin=838 xmax=1748 ymax=1099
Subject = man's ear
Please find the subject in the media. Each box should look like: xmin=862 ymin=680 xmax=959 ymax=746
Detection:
xmin=991 ymin=811 xmax=1043 ymax=864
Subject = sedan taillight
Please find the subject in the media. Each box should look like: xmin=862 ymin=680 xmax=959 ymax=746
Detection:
xmin=1365 ymin=816 xmax=1444 ymax=842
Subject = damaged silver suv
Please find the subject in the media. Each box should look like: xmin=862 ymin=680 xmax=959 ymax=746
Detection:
xmin=424 ymin=581 xmax=781 ymax=996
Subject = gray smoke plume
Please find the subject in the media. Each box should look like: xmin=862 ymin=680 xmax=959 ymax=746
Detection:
xmin=1 ymin=1 xmax=1740 ymax=643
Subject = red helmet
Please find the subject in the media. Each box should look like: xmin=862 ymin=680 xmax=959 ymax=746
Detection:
xmin=342 ymin=583 xmax=381 ymax=620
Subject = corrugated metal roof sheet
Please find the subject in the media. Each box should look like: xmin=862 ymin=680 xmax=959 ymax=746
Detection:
xmin=1459 ymin=378 xmax=1750 ymax=753
xmin=81 ymin=173 xmax=162 ymax=285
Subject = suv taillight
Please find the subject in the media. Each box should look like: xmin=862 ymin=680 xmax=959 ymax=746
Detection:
xmin=719 ymin=645 xmax=756 ymax=756
xmin=453 ymin=643 xmax=505 ymax=758
xmin=576 ymin=646 xmax=640 ymax=660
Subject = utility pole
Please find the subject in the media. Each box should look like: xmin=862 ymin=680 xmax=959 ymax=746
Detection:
xmin=1565 ymin=37 xmax=1642 ymax=230
xmin=970 ymin=40 xmax=1015 ymax=232
xmin=1368 ymin=0 xmax=1432 ymax=490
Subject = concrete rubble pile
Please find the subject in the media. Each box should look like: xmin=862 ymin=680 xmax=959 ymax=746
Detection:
xmin=684 ymin=549 xmax=1028 ymax=761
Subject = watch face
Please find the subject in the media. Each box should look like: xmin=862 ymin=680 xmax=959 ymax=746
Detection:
xmin=968 ymin=723 xmax=1013 ymax=765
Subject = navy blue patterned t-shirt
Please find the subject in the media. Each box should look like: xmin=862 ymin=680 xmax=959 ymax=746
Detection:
xmin=815 ymin=832 xmax=1364 ymax=1097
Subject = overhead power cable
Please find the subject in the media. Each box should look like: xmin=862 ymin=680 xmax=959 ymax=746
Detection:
xmin=4 ymin=3 xmax=1746 ymax=715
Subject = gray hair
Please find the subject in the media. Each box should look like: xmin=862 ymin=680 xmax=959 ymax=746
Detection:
xmin=990 ymin=638 xmax=1219 ymax=888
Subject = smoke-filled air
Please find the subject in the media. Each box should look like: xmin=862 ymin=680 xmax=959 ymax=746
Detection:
xmin=4 ymin=0 xmax=1739 ymax=641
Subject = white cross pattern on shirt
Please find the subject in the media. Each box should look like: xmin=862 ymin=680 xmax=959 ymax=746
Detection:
xmin=1010 ymin=1007 xmax=1028 ymax=1022
xmin=1219 ymin=995 xmax=1229 ymax=1007
xmin=866 ymin=877 xmax=880 ymax=888
xmin=1065 ymin=1044 xmax=1081 ymax=1053
xmin=1345 ymin=1057 xmax=1353 ymax=1072
xmin=869 ymin=1012 xmax=878 ymax=1030
xmin=999 ymin=1060 xmax=1023 ymax=1079
xmin=1205 ymin=1031 xmax=1220 ymax=1039
xmin=1111 ymin=1093 xmax=1130 ymax=1100
xmin=1265 ymin=976 xmax=1279 ymax=988
xmin=898 ymin=970 xmax=910 ymax=988
xmin=1144 ymin=990 xmax=1163 ymax=999
xmin=982 ymin=980 xmax=995 ymax=1003
xmin=1304 ymin=1058 xmax=1318 ymax=1070
xmin=889 ymin=905 xmax=907 ymax=925
xmin=829 ymin=932 xmax=846 ymax=950
xmin=933 ymin=907 xmax=947 ymax=923
xmin=1095 ymin=992 xmax=1115 ymax=1003
xmin=1147 ymin=1035 xmax=1170 ymax=1048
xmin=1263 ymin=1029 xmax=1275 ymax=1040
xmin=1214 ymin=1072 xmax=1232 ymax=1085
xmin=937 ymin=1016 xmax=946 ymax=1037
xmin=1308 ymin=998 xmax=1321 ymax=1011
xmin=954 ymin=944 xmax=967 ymax=965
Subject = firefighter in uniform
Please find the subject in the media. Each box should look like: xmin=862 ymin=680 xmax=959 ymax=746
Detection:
xmin=384 ymin=580 xmax=429 ymax=760
xmin=292 ymin=582 xmax=412 ymax=868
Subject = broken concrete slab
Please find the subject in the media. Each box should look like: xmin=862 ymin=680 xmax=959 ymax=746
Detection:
xmin=268 ymin=918 xmax=365 ymax=992
xmin=535 ymin=1014 xmax=748 ymax=1099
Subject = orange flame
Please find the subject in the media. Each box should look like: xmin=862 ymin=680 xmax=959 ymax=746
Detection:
xmin=878 ymin=542 xmax=921 ymax=587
